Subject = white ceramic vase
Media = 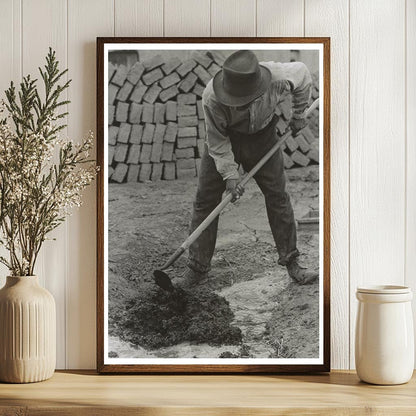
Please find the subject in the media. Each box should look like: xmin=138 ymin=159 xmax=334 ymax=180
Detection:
xmin=355 ymin=285 xmax=414 ymax=385
xmin=0 ymin=276 xmax=56 ymax=383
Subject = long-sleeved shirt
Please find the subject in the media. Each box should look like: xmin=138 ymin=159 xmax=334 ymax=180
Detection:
xmin=202 ymin=61 xmax=312 ymax=180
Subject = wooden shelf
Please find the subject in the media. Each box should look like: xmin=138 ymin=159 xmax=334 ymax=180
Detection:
xmin=0 ymin=370 xmax=415 ymax=415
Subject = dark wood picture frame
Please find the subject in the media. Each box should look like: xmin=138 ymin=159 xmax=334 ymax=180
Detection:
xmin=97 ymin=37 xmax=330 ymax=374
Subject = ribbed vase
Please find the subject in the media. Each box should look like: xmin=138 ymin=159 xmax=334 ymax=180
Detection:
xmin=0 ymin=276 xmax=56 ymax=383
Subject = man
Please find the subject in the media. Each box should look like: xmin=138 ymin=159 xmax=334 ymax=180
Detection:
xmin=183 ymin=50 xmax=318 ymax=286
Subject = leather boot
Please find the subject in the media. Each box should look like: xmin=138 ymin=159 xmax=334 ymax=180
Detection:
xmin=176 ymin=268 xmax=208 ymax=289
xmin=286 ymin=259 xmax=318 ymax=285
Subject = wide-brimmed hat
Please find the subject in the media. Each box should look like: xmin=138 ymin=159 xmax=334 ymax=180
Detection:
xmin=213 ymin=50 xmax=272 ymax=107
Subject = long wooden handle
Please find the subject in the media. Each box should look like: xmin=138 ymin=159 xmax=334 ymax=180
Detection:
xmin=161 ymin=98 xmax=320 ymax=269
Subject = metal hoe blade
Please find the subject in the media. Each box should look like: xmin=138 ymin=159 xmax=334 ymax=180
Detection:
xmin=153 ymin=269 xmax=175 ymax=292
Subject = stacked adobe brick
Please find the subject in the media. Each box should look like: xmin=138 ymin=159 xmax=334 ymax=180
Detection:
xmin=108 ymin=51 xmax=320 ymax=183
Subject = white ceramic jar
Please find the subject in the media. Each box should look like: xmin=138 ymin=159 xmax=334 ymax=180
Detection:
xmin=0 ymin=276 xmax=56 ymax=383
xmin=355 ymin=285 xmax=414 ymax=385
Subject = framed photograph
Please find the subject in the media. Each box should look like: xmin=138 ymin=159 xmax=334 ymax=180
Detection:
xmin=97 ymin=37 xmax=330 ymax=373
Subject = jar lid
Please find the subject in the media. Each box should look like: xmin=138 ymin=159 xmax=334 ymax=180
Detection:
xmin=357 ymin=285 xmax=411 ymax=294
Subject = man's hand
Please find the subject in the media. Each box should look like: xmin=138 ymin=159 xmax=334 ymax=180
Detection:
xmin=226 ymin=178 xmax=245 ymax=203
xmin=289 ymin=118 xmax=307 ymax=136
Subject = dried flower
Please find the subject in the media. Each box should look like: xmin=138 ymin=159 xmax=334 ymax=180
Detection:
xmin=0 ymin=48 xmax=96 ymax=276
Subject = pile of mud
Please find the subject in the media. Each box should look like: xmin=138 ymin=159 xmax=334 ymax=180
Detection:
xmin=111 ymin=284 xmax=242 ymax=349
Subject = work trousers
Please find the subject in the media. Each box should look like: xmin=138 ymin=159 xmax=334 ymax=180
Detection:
xmin=188 ymin=116 xmax=299 ymax=273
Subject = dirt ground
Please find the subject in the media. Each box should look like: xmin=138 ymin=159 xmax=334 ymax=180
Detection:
xmin=108 ymin=165 xmax=320 ymax=359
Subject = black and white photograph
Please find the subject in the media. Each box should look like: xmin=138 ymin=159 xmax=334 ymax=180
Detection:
xmin=97 ymin=39 xmax=330 ymax=373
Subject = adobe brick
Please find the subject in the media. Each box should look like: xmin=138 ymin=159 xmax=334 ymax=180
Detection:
xmin=116 ymin=81 xmax=134 ymax=101
xmin=193 ymin=83 xmax=205 ymax=97
xmin=108 ymin=84 xmax=119 ymax=105
xmin=139 ymin=163 xmax=152 ymax=182
xmin=141 ymin=103 xmax=154 ymax=123
xmin=207 ymin=63 xmax=221 ymax=77
xmin=127 ymin=144 xmax=141 ymax=164
xmin=178 ymin=104 xmax=196 ymax=117
xmin=129 ymin=124 xmax=143 ymax=144
xmin=178 ymin=115 xmax=198 ymax=127
xmin=177 ymin=158 xmax=196 ymax=170
xmin=129 ymin=103 xmax=143 ymax=124
xmin=176 ymin=59 xmax=197 ymax=77
xmin=130 ymin=83 xmax=147 ymax=103
xmin=307 ymin=148 xmax=319 ymax=163
xmin=300 ymin=126 xmax=316 ymax=144
xmin=291 ymin=150 xmax=309 ymax=167
xmin=163 ymin=162 xmax=176 ymax=180
xmin=175 ymin=147 xmax=194 ymax=159
xmin=139 ymin=144 xmax=152 ymax=163
xmin=178 ymin=127 xmax=197 ymax=138
xmin=127 ymin=164 xmax=140 ymax=182
xmin=193 ymin=65 xmax=212 ymax=85
xmin=153 ymin=123 xmax=167 ymax=144
xmin=114 ymin=144 xmax=128 ymax=163
xmin=285 ymin=135 xmax=299 ymax=153
xmin=162 ymin=56 xmax=181 ymax=75
xmin=191 ymin=51 xmax=212 ymax=68
xmin=160 ymin=72 xmax=181 ymax=89
xmin=112 ymin=163 xmax=128 ymax=183
xmin=150 ymin=142 xmax=163 ymax=163
xmin=177 ymin=137 xmax=197 ymax=148
xmin=127 ymin=62 xmax=145 ymax=85
xmin=143 ymin=83 xmax=162 ymax=104
xmin=142 ymin=54 xmax=164 ymax=71
xmin=164 ymin=122 xmax=178 ymax=143
xmin=283 ymin=152 xmax=294 ymax=169
xmin=177 ymin=93 xmax=197 ymax=105
xmin=115 ymin=101 xmax=129 ymax=122
xmin=153 ymin=103 xmax=166 ymax=123
xmin=142 ymin=68 xmax=163 ymax=86
xmin=295 ymin=134 xmax=311 ymax=153
xmin=177 ymin=167 xmax=196 ymax=179
xmin=165 ymin=101 xmax=177 ymax=121
xmin=111 ymin=65 xmax=128 ymax=87
xmin=117 ymin=123 xmax=131 ymax=143
xmin=151 ymin=163 xmax=163 ymax=181
xmin=161 ymin=142 xmax=174 ymax=162
xmin=179 ymin=72 xmax=198 ymax=93
xmin=108 ymin=126 xmax=119 ymax=145
xmin=208 ymin=50 xmax=226 ymax=66
xmin=159 ymin=85 xmax=179 ymax=102
xmin=141 ymin=123 xmax=155 ymax=144
xmin=108 ymin=105 xmax=115 ymax=125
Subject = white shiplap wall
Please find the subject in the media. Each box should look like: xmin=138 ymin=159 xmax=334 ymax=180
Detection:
xmin=0 ymin=0 xmax=414 ymax=370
